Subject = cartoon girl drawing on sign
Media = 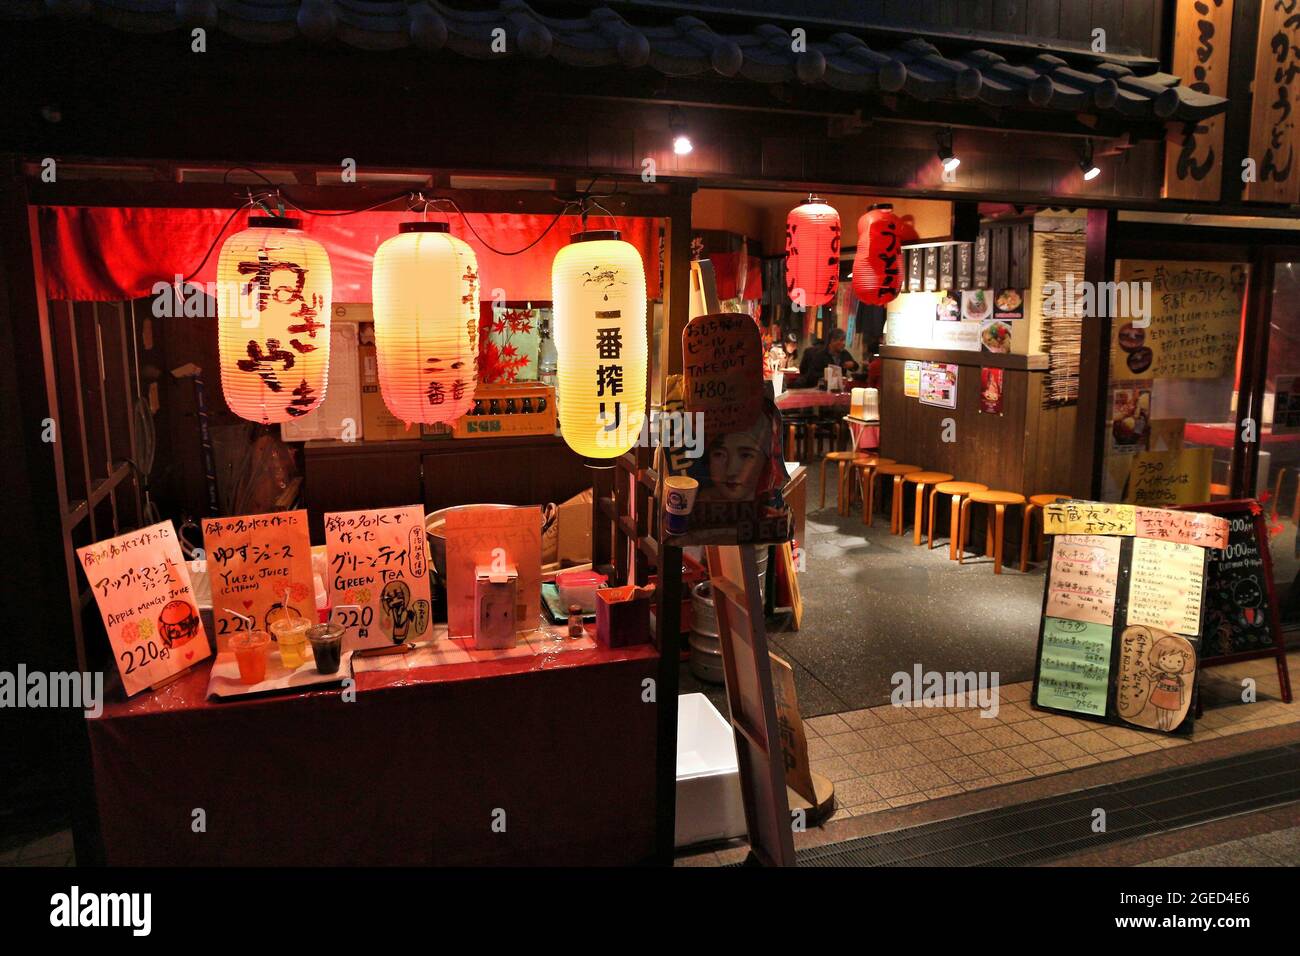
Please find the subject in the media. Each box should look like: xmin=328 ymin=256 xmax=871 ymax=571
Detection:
xmin=1146 ymin=636 xmax=1193 ymax=731
xmin=380 ymin=579 xmax=430 ymax=643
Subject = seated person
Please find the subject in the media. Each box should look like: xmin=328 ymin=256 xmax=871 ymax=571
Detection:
xmin=793 ymin=327 xmax=857 ymax=388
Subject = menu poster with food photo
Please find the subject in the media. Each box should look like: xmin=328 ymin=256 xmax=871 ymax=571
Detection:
xmin=979 ymin=318 xmax=1013 ymax=354
xmin=979 ymin=367 xmax=1004 ymax=414
xmin=1109 ymin=380 xmax=1151 ymax=451
xmin=903 ymin=360 xmax=921 ymax=398
xmin=77 ymin=520 xmax=211 ymax=697
xmin=918 ymin=362 xmax=958 ymax=409
xmin=1109 ymin=260 xmax=1246 ymax=380
xmin=993 ymin=288 xmax=1024 ymax=320
xmin=324 ymin=505 xmax=431 ymax=651
xmin=201 ymin=511 xmax=314 ymax=650
xmin=936 ymin=292 xmax=961 ymax=321
xmin=962 ymin=289 xmax=992 ymax=323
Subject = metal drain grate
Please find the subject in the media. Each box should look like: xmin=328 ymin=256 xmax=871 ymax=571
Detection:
xmin=795 ymin=743 xmax=1300 ymax=867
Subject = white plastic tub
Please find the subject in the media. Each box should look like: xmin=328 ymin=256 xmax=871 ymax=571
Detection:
xmin=676 ymin=693 xmax=747 ymax=848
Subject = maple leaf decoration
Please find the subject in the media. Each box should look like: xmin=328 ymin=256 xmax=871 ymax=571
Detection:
xmin=1248 ymin=500 xmax=1262 ymax=516
xmin=478 ymin=307 xmax=537 ymax=384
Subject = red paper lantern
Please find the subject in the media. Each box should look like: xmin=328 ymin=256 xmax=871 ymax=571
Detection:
xmin=852 ymin=203 xmax=904 ymax=306
xmin=784 ymin=198 xmax=840 ymax=309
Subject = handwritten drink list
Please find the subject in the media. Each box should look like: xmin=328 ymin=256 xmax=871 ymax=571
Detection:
xmin=77 ymin=520 xmax=211 ymax=697
xmin=324 ymin=505 xmax=431 ymax=651
xmin=1037 ymin=535 xmax=1120 ymax=716
xmin=1127 ymin=537 xmax=1204 ymax=635
xmin=202 ymin=510 xmax=314 ymax=648
xmin=682 ymin=313 xmax=762 ymax=434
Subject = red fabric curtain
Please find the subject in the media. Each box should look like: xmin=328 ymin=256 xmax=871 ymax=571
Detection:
xmin=38 ymin=207 xmax=661 ymax=303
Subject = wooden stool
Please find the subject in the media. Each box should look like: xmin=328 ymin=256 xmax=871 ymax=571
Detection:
xmin=867 ymin=463 xmax=921 ymax=532
xmin=959 ymin=490 xmax=1026 ymax=574
xmin=820 ymin=451 xmax=859 ymax=513
xmin=929 ymin=481 xmax=988 ymax=559
xmin=784 ymin=419 xmax=813 ymax=462
xmin=1019 ymin=493 xmax=1071 ymax=572
xmin=853 ymin=456 xmax=895 ymax=524
xmin=904 ymin=472 xmax=954 ymax=545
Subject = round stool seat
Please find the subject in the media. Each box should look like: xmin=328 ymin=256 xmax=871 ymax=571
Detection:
xmin=905 ymin=471 xmax=954 ymax=485
xmin=1029 ymin=493 xmax=1070 ymax=508
xmin=970 ymin=489 xmax=1026 ymax=506
xmin=875 ymin=463 xmax=921 ymax=476
xmin=935 ymin=481 xmax=987 ymax=496
xmin=824 ymin=450 xmax=858 ymax=462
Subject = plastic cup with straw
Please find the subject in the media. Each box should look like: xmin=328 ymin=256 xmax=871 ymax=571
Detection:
xmin=269 ymin=590 xmax=311 ymax=669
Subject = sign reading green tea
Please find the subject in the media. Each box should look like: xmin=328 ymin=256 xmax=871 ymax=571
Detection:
xmin=324 ymin=505 xmax=431 ymax=651
xmin=77 ymin=520 xmax=210 ymax=697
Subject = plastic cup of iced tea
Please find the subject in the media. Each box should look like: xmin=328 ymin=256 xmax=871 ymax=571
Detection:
xmin=306 ymin=622 xmax=345 ymax=675
xmin=230 ymin=630 xmax=271 ymax=685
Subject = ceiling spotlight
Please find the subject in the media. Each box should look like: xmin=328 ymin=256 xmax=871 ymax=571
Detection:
xmin=670 ymin=108 xmax=693 ymax=156
xmin=1079 ymin=139 xmax=1101 ymax=181
xmin=936 ymin=127 xmax=960 ymax=172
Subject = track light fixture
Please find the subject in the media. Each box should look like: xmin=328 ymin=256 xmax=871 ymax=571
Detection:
xmin=936 ymin=127 xmax=960 ymax=172
xmin=670 ymin=108 xmax=693 ymax=156
xmin=1079 ymin=139 xmax=1101 ymax=181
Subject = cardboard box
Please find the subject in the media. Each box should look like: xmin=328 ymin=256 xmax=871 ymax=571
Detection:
xmin=556 ymin=488 xmax=593 ymax=566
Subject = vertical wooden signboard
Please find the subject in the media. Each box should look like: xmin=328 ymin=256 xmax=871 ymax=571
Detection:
xmin=1244 ymin=2 xmax=1300 ymax=203
xmin=1164 ymin=0 xmax=1234 ymax=201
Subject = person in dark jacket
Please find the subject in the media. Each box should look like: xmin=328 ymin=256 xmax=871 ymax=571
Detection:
xmin=793 ymin=327 xmax=857 ymax=388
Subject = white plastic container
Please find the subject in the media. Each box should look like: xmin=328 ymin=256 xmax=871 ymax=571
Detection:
xmin=676 ymin=693 xmax=747 ymax=847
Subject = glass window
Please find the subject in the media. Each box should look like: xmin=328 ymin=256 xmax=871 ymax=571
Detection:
xmin=1260 ymin=261 xmax=1300 ymax=624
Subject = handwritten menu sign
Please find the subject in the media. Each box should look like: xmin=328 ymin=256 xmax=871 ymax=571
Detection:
xmin=1043 ymin=502 xmax=1135 ymax=537
xmin=1180 ymin=502 xmax=1280 ymax=658
xmin=77 ymin=520 xmax=211 ymax=697
xmin=1127 ymin=537 xmax=1205 ymax=636
xmin=1135 ymin=506 xmax=1228 ymax=549
xmin=1110 ymin=261 xmax=1246 ymax=380
xmin=202 ymin=510 xmax=313 ymax=648
xmin=1124 ymin=448 xmax=1213 ymax=506
xmin=1045 ymin=534 xmax=1121 ymax=626
xmin=1036 ymin=617 xmax=1113 ymax=717
xmin=682 ymin=313 xmax=762 ymax=435
xmin=324 ymin=505 xmax=431 ymax=651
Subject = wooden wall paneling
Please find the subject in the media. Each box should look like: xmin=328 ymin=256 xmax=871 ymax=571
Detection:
xmin=1058 ymin=0 xmax=1094 ymax=44
xmin=1221 ymin=0 xmax=1264 ymax=205
xmin=1243 ymin=1 xmax=1300 ymax=203
xmin=994 ymin=0 xmax=1030 ymax=35
xmin=304 ymin=445 xmax=423 ymax=541
xmin=990 ymin=226 xmax=1010 ymax=291
xmin=1026 ymin=0 xmax=1062 ymax=38
xmin=1010 ymin=223 xmax=1033 ymax=289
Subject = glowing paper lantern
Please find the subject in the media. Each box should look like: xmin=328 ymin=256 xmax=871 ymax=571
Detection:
xmin=217 ymin=216 xmax=332 ymax=424
xmin=371 ymin=222 xmax=479 ymax=425
xmin=851 ymin=203 xmax=903 ymax=306
xmin=551 ymin=230 xmax=647 ymax=459
xmin=784 ymin=198 xmax=840 ymax=309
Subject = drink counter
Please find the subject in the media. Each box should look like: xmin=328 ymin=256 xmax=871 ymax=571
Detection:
xmin=86 ymin=640 xmax=660 ymax=866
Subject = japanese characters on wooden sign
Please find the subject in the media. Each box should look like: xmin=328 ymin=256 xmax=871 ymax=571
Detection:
xmin=324 ymin=505 xmax=431 ymax=651
xmin=1244 ymin=0 xmax=1300 ymax=203
xmin=1164 ymin=0 xmax=1234 ymax=201
xmin=201 ymin=510 xmax=314 ymax=650
xmin=77 ymin=520 xmax=211 ymax=697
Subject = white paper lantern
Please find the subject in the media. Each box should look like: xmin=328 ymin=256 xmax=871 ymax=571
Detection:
xmin=371 ymin=222 xmax=479 ymax=424
xmin=551 ymin=230 xmax=647 ymax=459
xmin=216 ymin=216 xmax=332 ymax=424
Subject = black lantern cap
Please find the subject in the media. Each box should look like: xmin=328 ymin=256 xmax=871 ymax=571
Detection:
xmin=571 ymin=229 xmax=621 ymax=243
xmin=399 ymin=222 xmax=451 ymax=234
xmin=248 ymin=215 xmax=303 ymax=229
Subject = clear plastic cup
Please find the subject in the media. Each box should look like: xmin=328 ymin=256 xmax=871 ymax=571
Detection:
xmin=230 ymin=630 xmax=271 ymax=685
xmin=306 ymin=622 xmax=345 ymax=675
xmin=270 ymin=615 xmax=312 ymax=670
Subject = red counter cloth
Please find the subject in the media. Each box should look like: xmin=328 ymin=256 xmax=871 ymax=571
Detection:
xmin=87 ymin=645 xmax=659 ymax=865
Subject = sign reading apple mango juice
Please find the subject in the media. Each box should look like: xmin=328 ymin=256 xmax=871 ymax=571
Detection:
xmin=77 ymin=520 xmax=210 ymax=697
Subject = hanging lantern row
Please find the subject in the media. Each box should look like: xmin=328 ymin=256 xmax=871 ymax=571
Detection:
xmin=784 ymin=197 xmax=840 ymax=310
xmin=852 ymin=203 xmax=904 ymax=307
xmin=215 ymin=214 xmax=648 ymax=459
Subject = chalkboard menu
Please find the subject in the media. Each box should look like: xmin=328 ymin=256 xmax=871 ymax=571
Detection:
xmin=1175 ymin=500 xmax=1284 ymax=660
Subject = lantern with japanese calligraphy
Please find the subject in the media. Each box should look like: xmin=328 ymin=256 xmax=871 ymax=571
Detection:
xmin=216 ymin=216 xmax=332 ymax=424
xmin=784 ymin=197 xmax=840 ymax=309
xmin=551 ymin=230 xmax=647 ymax=459
xmin=371 ymin=222 xmax=478 ymax=425
xmin=851 ymin=203 xmax=903 ymax=306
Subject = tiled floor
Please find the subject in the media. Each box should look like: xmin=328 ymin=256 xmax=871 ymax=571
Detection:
xmin=802 ymin=652 xmax=1298 ymax=822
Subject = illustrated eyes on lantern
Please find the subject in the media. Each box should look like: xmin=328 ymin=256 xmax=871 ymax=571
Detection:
xmin=217 ymin=216 xmax=332 ymax=425
xmin=371 ymin=221 xmax=479 ymax=426
xmin=785 ymin=198 xmax=841 ymax=310
xmin=551 ymin=230 xmax=647 ymax=460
